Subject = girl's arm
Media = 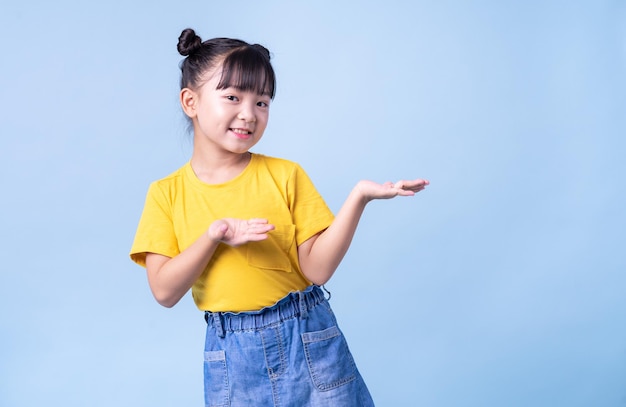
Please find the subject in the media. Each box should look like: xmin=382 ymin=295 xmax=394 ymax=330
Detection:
xmin=297 ymin=179 xmax=428 ymax=285
xmin=145 ymin=218 xmax=274 ymax=307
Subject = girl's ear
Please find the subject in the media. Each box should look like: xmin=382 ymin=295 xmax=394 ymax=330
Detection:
xmin=180 ymin=88 xmax=197 ymax=118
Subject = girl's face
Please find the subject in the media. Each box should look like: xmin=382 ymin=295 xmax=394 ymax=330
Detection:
xmin=182 ymin=66 xmax=271 ymax=156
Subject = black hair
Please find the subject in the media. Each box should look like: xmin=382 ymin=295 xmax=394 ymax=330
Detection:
xmin=177 ymin=28 xmax=276 ymax=99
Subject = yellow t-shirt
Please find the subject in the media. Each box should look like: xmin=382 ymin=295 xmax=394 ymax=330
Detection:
xmin=130 ymin=154 xmax=334 ymax=312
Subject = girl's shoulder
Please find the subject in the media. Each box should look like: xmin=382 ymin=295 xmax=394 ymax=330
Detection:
xmin=146 ymin=163 xmax=189 ymax=193
xmin=253 ymin=153 xmax=304 ymax=173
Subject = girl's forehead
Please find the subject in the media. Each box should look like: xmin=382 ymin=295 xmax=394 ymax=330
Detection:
xmin=200 ymin=66 xmax=224 ymax=84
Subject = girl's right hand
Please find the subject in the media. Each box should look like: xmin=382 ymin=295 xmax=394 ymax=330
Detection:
xmin=208 ymin=218 xmax=275 ymax=247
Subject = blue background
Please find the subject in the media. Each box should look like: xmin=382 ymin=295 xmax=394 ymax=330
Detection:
xmin=1 ymin=1 xmax=625 ymax=405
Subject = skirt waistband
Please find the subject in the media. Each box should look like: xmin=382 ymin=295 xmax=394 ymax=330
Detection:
xmin=204 ymin=286 xmax=327 ymax=336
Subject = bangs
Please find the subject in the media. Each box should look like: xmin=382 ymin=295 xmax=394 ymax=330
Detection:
xmin=217 ymin=47 xmax=276 ymax=99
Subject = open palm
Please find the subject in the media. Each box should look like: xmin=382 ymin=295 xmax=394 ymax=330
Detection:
xmin=208 ymin=218 xmax=275 ymax=247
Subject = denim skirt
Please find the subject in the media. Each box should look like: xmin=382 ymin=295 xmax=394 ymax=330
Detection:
xmin=203 ymin=285 xmax=375 ymax=407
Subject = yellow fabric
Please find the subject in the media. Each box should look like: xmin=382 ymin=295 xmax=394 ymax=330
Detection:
xmin=130 ymin=154 xmax=334 ymax=312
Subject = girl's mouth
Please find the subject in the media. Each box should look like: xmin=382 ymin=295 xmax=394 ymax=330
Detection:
xmin=230 ymin=128 xmax=252 ymax=139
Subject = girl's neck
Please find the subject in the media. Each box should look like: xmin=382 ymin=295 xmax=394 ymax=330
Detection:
xmin=190 ymin=150 xmax=252 ymax=185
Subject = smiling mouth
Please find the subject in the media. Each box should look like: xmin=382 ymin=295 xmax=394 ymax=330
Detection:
xmin=230 ymin=128 xmax=252 ymax=138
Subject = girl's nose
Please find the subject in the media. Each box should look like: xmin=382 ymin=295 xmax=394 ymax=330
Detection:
xmin=237 ymin=103 xmax=256 ymax=122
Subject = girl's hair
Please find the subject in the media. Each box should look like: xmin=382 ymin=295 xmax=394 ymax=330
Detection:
xmin=177 ymin=28 xmax=276 ymax=99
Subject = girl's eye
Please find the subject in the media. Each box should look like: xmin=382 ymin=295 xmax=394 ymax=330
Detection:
xmin=226 ymin=95 xmax=239 ymax=101
xmin=257 ymin=101 xmax=269 ymax=107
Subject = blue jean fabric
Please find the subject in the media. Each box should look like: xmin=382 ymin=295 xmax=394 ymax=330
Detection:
xmin=203 ymin=286 xmax=375 ymax=407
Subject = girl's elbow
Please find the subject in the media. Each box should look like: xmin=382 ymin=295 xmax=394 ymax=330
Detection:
xmin=301 ymin=266 xmax=333 ymax=286
xmin=157 ymin=298 xmax=178 ymax=308
xmin=308 ymin=276 xmax=331 ymax=286
xmin=152 ymin=289 xmax=181 ymax=308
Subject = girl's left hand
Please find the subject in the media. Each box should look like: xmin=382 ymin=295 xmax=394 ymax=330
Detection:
xmin=355 ymin=179 xmax=429 ymax=201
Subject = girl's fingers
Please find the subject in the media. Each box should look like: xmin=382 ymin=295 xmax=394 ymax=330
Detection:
xmin=246 ymin=219 xmax=275 ymax=234
xmin=395 ymin=179 xmax=429 ymax=190
xmin=247 ymin=218 xmax=270 ymax=225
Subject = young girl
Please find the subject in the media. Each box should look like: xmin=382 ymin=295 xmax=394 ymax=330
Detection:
xmin=130 ymin=28 xmax=428 ymax=407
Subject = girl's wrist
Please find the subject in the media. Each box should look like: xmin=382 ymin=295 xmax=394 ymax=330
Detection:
xmin=353 ymin=181 xmax=373 ymax=205
xmin=206 ymin=220 xmax=227 ymax=244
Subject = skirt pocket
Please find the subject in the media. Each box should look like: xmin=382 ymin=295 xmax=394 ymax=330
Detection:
xmin=302 ymin=326 xmax=357 ymax=391
xmin=204 ymin=350 xmax=229 ymax=407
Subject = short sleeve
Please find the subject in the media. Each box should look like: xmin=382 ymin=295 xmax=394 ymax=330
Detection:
xmin=129 ymin=182 xmax=180 ymax=267
xmin=288 ymin=164 xmax=335 ymax=245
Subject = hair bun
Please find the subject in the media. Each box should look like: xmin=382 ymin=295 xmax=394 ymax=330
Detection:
xmin=177 ymin=28 xmax=203 ymax=56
